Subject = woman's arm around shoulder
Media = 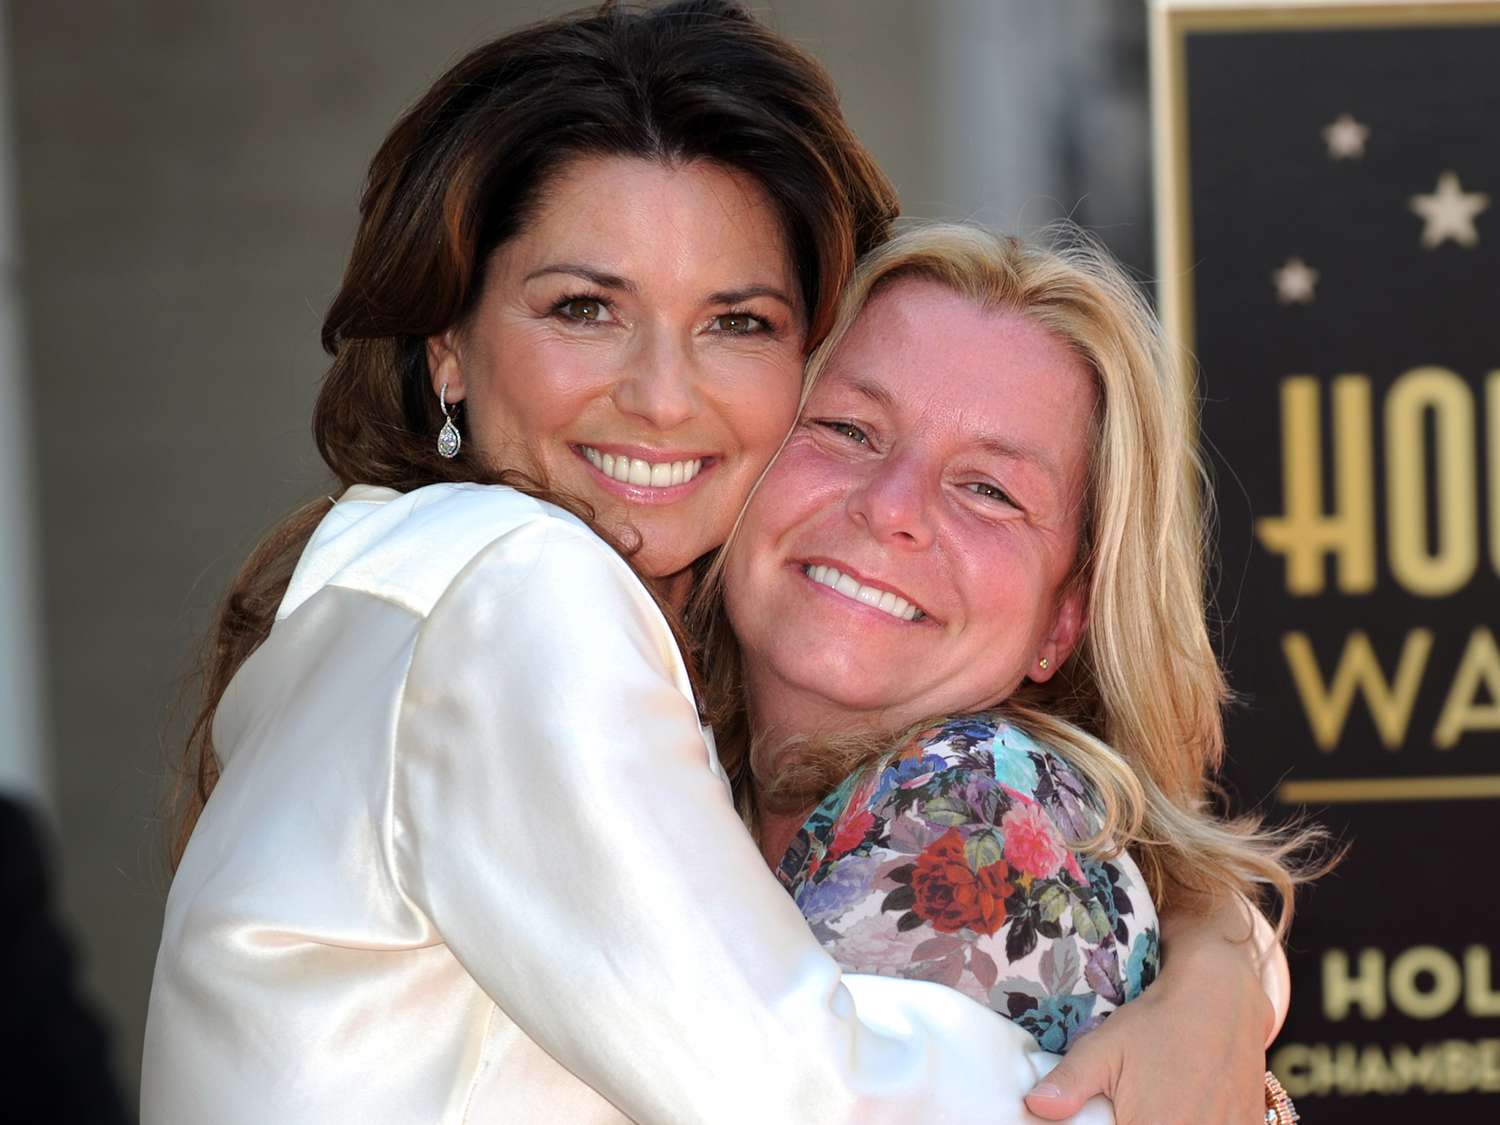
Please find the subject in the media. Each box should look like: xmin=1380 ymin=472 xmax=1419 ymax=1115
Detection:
xmin=391 ymin=520 xmax=1110 ymax=1125
xmin=1025 ymin=893 xmax=1286 ymax=1125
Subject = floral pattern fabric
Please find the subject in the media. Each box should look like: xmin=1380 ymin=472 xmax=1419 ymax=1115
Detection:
xmin=776 ymin=713 xmax=1160 ymax=1053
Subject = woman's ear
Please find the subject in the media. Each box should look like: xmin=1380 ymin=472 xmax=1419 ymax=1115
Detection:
xmin=426 ymin=328 xmax=467 ymax=402
xmin=1033 ymin=583 xmax=1087 ymax=683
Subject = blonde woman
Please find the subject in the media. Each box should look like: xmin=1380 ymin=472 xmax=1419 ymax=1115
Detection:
xmin=713 ymin=224 xmax=1312 ymax=1124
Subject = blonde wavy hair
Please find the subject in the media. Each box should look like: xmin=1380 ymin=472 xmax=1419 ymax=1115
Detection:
xmin=691 ymin=222 xmax=1321 ymax=935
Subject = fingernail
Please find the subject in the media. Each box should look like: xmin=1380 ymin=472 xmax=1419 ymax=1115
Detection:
xmin=1028 ymin=1083 xmax=1063 ymax=1099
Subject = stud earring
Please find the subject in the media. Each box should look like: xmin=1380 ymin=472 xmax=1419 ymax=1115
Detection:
xmin=437 ymin=381 xmax=461 ymax=459
xmin=1038 ymin=657 xmax=1049 ymax=671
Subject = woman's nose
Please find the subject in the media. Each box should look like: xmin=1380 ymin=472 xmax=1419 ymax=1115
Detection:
xmin=846 ymin=454 xmax=936 ymax=550
xmin=610 ymin=328 xmax=700 ymax=431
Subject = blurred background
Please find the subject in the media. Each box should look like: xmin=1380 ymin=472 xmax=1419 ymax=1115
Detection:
xmin=8 ymin=1 xmax=1497 ymax=1122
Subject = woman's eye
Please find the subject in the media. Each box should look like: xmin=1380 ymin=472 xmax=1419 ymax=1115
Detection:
xmin=554 ymin=296 xmax=610 ymax=322
xmin=711 ymin=311 xmax=768 ymax=335
xmin=816 ymin=420 xmax=869 ymax=445
xmin=966 ymin=481 xmax=1015 ymax=506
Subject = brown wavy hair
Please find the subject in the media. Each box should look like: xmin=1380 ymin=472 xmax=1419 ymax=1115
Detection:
xmin=170 ymin=0 xmax=898 ymax=866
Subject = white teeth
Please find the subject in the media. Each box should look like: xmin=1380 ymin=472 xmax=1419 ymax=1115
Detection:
xmin=579 ymin=447 xmax=703 ymax=489
xmin=803 ymin=564 xmax=924 ymax=622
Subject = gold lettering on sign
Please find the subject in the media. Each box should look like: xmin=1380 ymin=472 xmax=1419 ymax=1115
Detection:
xmin=1323 ymin=948 xmax=1386 ymax=1020
xmin=1257 ymin=375 xmax=1376 ymax=594
xmin=1389 ymin=1043 xmax=1443 ymax=1089
xmin=1389 ymin=946 xmax=1464 ymax=1019
xmin=1322 ymin=945 xmax=1500 ymax=1020
xmin=1385 ymin=367 xmax=1480 ymax=595
xmin=1273 ymin=1039 xmax=1500 ymax=1097
xmin=1467 ymin=945 xmax=1500 ymax=1016
xmin=1489 ymin=373 xmax=1500 ymax=575
xmin=1434 ymin=627 xmax=1500 ymax=748
xmin=1282 ymin=631 xmax=1431 ymax=750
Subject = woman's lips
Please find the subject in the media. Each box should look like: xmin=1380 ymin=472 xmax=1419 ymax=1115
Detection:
xmin=572 ymin=443 xmax=716 ymax=503
xmin=798 ymin=560 xmax=928 ymax=622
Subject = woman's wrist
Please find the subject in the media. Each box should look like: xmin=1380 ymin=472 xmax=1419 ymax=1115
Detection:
xmin=1159 ymin=893 xmax=1285 ymax=1046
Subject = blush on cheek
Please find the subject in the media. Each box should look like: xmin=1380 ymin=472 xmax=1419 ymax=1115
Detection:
xmin=756 ymin=444 xmax=852 ymax=530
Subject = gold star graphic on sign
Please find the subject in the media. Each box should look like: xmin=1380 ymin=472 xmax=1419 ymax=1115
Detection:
xmin=1272 ymin=257 xmax=1319 ymax=305
xmin=1410 ymin=171 xmax=1490 ymax=249
xmin=1322 ymin=113 xmax=1369 ymax=159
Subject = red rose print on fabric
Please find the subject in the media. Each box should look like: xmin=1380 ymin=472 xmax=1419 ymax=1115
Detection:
xmin=911 ymin=828 xmax=1014 ymax=935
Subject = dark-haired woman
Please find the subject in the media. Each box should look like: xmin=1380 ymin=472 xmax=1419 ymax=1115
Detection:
xmin=143 ymin=4 xmax=1285 ymax=1123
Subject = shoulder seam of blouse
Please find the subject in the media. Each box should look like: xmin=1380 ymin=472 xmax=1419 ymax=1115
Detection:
xmin=278 ymin=482 xmax=591 ymax=623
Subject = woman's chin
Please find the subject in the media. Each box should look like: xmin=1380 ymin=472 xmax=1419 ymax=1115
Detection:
xmin=776 ymin=659 xmax=919 ymax=723
xmin=593 ymin=514 xmax=721 ymax=587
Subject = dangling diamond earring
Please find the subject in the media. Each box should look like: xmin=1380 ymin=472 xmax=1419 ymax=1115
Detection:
xmin=437 ymin=381 xmax=461 ymax=459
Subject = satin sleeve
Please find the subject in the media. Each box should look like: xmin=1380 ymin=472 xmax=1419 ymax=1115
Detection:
xmin=392 ymin=519 xmax=1111 ymax=1125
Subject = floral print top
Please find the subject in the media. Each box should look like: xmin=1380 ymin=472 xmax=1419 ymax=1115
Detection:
xmin=776 ymin=713 xmax=1160 ymax=1053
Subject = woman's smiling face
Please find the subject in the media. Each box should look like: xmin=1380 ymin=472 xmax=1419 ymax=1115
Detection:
xmin=724 ymin=276 xmax=1098 ymax=737
xmin=428 ymin=155 xmax=805 ymax=588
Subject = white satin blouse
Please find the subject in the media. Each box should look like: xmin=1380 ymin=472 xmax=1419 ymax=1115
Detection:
xmin=141 ymin=482 xmax=1118 ymax=1124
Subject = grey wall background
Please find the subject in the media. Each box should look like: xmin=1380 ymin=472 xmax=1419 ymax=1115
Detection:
xmin=5 ymin=0 xmax=1149 ymax=1106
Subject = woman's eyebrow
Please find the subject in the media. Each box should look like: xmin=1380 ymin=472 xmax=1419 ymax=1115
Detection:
xmin=524 ymin=263 xmax=635 ymax=291
xmin=971 ymin=433 xmax=1059 ymax=483
xmin=841 ymin=376 xmax=1058 ymax=476
xmin=521 ymin=267 xmax=794 ymax=312
xmin=708 ymin=284 xmax=797 ymax=310
xmin=843 ymin=375 xmax=897 ymax=411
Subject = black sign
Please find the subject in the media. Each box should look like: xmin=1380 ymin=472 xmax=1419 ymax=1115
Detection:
xmin=1153 ymin=3 xmax=1500 ymax=1118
